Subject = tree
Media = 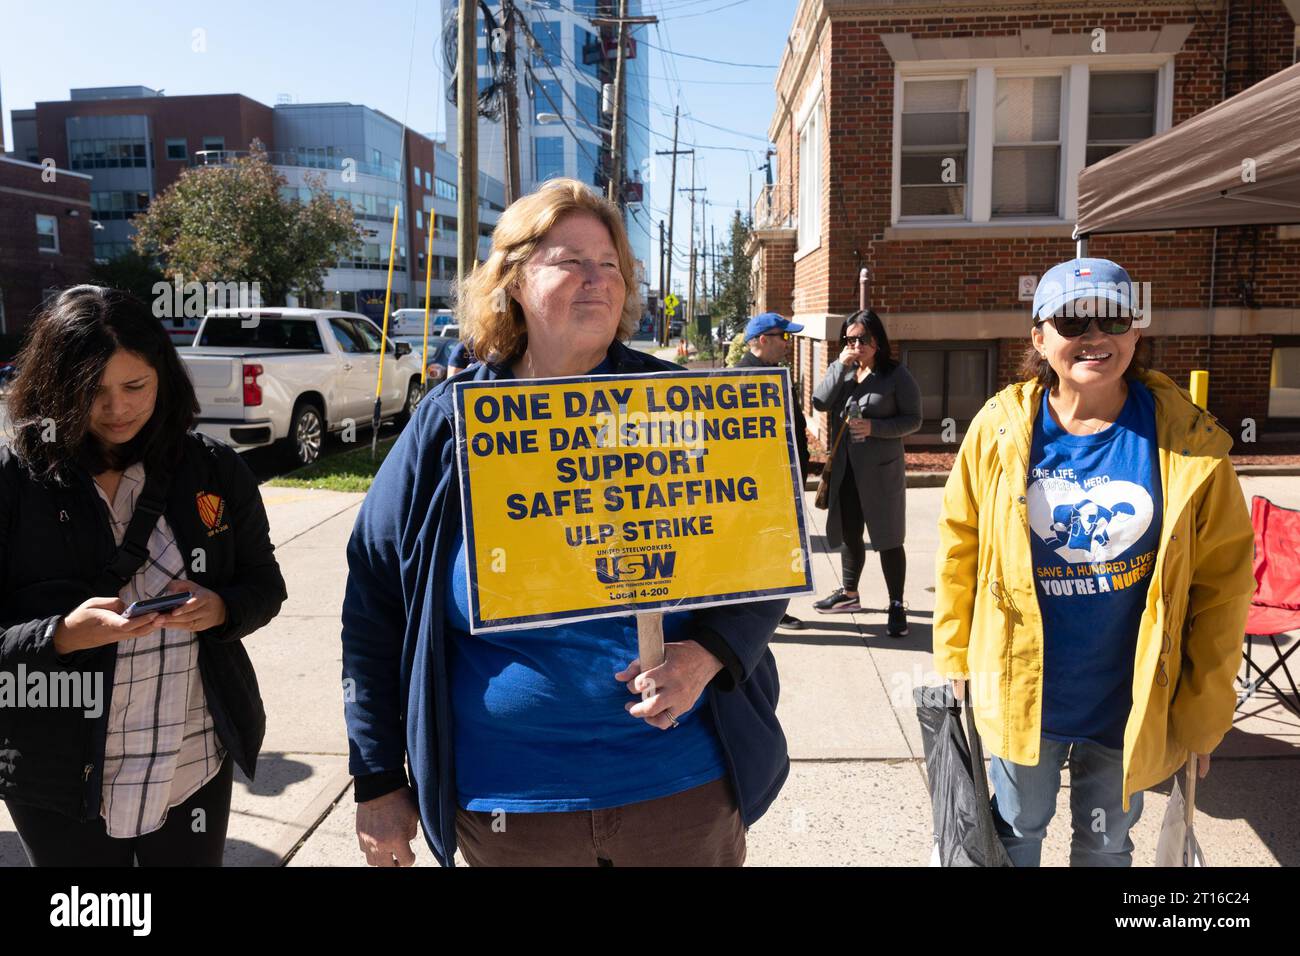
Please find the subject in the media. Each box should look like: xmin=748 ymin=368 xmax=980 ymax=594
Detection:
xmin=91 ymin=249 xmax=166 ymax=304
xmin=712 ymin=211 xmax=753 ymax=342
xmin=132 ymin=140 xmax=362 ymax=304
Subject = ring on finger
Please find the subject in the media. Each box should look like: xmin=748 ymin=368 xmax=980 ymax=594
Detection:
xmin=664 ymin=709 xmax=679 ymax=728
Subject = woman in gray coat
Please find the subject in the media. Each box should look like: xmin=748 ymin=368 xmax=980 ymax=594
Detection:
xmin=811 ymin=310 xmax=922 ymax=636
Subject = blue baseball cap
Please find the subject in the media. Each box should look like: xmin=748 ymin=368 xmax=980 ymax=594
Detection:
xmin=1031 ymin=258 xmax=1142 ymax=324
xmin=744 ymin=312 xmax=804 ymax=341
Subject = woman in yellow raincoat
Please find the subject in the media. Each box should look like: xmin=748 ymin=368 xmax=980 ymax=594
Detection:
xmin=933 ymin=257 xmax=1254 ymax=867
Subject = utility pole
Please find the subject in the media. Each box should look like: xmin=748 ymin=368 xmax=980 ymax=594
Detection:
xmin=711 ymin=222 xmax=717 ymax=304
xmin=655 ymin=106 xmax=691 ymax=346
xmin=680 ymin=152 xmax=705 ymax=337
xmin=658 ymin=218 xmax=666 ymax=341
xmin=592 ymin=7 xmax=656 ymax=210
xmin=501 ymin=0 xmax=521 ymax=204
xmin=457 ymin=0 xmax=479 ymax=287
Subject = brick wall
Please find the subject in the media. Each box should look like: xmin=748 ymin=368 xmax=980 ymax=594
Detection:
xmin=0 ymin=160 xmax=94 ymax=339
xmin=753 ymin=1 xmax=1300 ymax=427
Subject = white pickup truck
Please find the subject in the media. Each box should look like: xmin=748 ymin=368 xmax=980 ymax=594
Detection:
xmin=179 ymin=307 xmax=426 ymax=465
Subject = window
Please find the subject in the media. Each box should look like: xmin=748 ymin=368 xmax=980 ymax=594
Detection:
xmin=900 ymin=79 xmax=968 ymax=216
xmin=577 ymin=83 xmax=602 ymax=128
xmin=36 ymin=214 xmax=58 ymax=253
xmin=424 ymin=171 xmax=432 ymax=190
xmin=414 ymin=165 xmax=421 ymax=186
xmin=69 ymin=137 xmax=147 ymax=170
xmin=576 ymin=148 xmax=597 ymax=186
xmin=1270 ymin=342 xmax=1300 ymax=418
xmin=330 ymin=319 xmax=364 ymax=353
xmin=531 ymin=20 xmax=561 ymax=67
xmin=902 ymin=344 xmax=994 ymax=427
xmin=1086 ymin=71 xmax=1157 ymax=166
xmin=371 ymin=148 xmax=382 ymax=167
xmin=435 ymin=178 xmax=457 ymax=201
xmin=575 ymin=26 xmax=600 ymax=77
xmin=165 ymin=138 xmax=188 ymax=161
xmin=416 ymin=210 xmax=423 ymax=229
xmin=202 ymin=136 xmax=225 ymax=152
xmin=992 ymin=76 xmax=1061 ymax=217
xmin=534 ymin=136 xmax=565 ymax=182
xmin=533 ymin=79 xmax=564 ymax=118
xmin=797 ymin=98 xmax=822 ymax=253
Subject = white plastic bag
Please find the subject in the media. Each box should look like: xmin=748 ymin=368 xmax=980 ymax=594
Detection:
xmin=1154 ymin=757 xmax=1206 ymax=867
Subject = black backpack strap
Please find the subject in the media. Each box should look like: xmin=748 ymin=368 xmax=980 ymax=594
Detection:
xmin=90 ymin=468 xmax=172 ymax=597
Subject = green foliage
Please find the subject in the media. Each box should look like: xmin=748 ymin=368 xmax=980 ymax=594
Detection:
xmin=713 ymin=212 xmax=753 ymax=341
xmin=91 ymin=249 xmax=167 ymax=304
xmin=132 ymin=140 xmax=362 ymax=304
xmin=725 ymin=331 xmax=747 ymax=367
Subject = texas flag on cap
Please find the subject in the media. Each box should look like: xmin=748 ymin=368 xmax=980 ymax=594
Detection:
xmin=1074 ymin=267 xmax=1092 ymax=277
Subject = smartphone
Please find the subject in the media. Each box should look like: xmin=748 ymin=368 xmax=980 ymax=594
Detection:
xmin=123 ymin=591 xmax=192 ymax=619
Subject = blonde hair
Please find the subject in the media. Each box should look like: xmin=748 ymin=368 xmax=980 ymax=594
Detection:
xmin=456 ymin=178 xmax=641 ymax=364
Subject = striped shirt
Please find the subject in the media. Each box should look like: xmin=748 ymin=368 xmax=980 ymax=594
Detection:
xmin=93 ymin=463 xmax=225 ymax=838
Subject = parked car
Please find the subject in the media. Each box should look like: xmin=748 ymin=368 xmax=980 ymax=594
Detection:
xmin=392 ymin=335 xmax=458 ymax=383
xmin=179 ymin=308 xmax=426 ymax=465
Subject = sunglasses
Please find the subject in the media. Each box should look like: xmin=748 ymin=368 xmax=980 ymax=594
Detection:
xmin=843 ymin=335 xmax=873 ymax=347
xmin=760 ymin=331 xmax=791 ymax=341
xmin=1036 ymin=312 xmax=1135 ymax=338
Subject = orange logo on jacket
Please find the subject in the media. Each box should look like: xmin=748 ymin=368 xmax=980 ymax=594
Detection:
xmin=197 ymin=492 xmax=229 ymax=537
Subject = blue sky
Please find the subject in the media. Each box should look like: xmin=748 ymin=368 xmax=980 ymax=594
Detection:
xmin=1 ymin=0 xmax=794 ymax=289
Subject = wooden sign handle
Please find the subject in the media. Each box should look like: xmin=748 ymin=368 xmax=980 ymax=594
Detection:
xmin=636 ymin=611 xmax=665 ymax=700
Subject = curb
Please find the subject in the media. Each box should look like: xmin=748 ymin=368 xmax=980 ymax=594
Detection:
xmin=1233 ymin=465 xmax=1300 ymax=477
xmin=805 ymin=472 xmax=950 ymax=492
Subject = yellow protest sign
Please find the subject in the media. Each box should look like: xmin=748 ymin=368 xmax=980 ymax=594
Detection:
xmin=455 ymin=368 xmax=812 ymax=631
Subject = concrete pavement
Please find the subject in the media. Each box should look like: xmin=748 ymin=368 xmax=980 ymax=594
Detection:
xmin=1 ymin=461 xmax=1297 ymax=866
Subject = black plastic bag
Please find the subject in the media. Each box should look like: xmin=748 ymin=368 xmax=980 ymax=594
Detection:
xmin=914 ymin=683 xmax=1013 ymax=867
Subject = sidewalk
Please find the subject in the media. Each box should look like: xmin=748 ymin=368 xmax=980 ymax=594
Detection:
xmin=2 ymin=476 xmax=1297 ymax=866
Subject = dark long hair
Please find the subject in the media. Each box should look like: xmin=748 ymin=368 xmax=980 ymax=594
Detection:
xmin=836 ymin=309 xmax=898 ymax=375
xmin=8 ymin=285 xmax=199 ymax=483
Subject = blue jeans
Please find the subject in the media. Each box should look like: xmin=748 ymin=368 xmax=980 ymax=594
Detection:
xmin=989 ymin=737 xmax=1144 ymax=867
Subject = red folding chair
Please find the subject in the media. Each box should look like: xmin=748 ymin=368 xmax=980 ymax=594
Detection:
xmin=1238 ymin=496 xmax=1300 ymax=715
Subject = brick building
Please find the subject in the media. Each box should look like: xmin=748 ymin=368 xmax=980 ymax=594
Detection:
xmin=0 ymin=157 xmax=94 ymax=341
xmin=749 ymin=0 xmax=1300 ymax=441
xmin=8 ymin=87 xmax=503 ymax=332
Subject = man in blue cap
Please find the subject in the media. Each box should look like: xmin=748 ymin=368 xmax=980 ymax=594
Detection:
xmin=738 ymin=312 xmax=809 ymax=631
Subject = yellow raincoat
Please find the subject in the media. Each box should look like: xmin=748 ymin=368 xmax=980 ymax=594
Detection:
xmin=933 ymin=369 xmax=1255 ymax=811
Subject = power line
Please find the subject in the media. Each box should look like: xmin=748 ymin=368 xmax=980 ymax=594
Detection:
xmin=638 ymin=39 xmax=777 ymax=68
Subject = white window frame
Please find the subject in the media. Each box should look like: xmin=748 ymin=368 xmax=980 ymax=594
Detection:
xmin=36 ymin=214 xmax=59 ymax=253
xmin=891 ymin=54 xmax=1173 ymax=229
xmin=165 ymin=138 xmax=188 ymax=161
xmin=895 ymin=73 xmax=973 ymax=221
xmin=794 ymin=69 xmax=824 ymax=260
xmin=202 ymin=136 xmax=225 ymax=152
xmin=988 ymin=67 xmax=1067 ymax=221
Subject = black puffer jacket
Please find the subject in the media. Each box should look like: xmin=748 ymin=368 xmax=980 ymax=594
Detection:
xmin=0 ymin=433 xmax=286 ymax=821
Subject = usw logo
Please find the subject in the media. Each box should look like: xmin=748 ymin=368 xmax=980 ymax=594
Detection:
xmin=595 ymin=551 xmax=677 ymax=584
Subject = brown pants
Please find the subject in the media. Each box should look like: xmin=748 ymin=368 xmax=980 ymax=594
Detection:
xmin=455 ymin=777 xmax=747 ymax=867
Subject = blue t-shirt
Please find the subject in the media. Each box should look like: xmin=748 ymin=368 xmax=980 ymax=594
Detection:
xmin=1026 ymin=379 xmax=1162 ymax=749
xmin=444 ymin=352 xmax=725 ymax=811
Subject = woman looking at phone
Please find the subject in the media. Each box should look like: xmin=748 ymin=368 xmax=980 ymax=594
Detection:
xmin=0 ymin=286 xmax=286 ymax=866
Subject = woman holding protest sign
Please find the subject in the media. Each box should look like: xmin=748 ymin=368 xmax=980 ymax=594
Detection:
xmin=811 ymin=310 xmax=922 ymax=637
xmin=342 ymin=178 xmax=790 ymax=867
xmin=0 ymin=285 xmax=285 ymax=865
xmin=932 ymin=258 xmax=1254 ymax=865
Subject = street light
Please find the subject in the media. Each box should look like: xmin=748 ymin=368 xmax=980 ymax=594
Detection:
xmin=535 ymin=112 xmax=611 ymax=136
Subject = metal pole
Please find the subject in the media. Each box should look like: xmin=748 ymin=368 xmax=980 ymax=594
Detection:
xmin=457 ymin=0 xmax=479 ymax=287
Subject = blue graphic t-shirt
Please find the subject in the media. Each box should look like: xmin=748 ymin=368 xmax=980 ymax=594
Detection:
xmin=446 ymin=530 xmax=726 ymax=811
xmin=1027 ymin=379 xmax=1162 ymax=749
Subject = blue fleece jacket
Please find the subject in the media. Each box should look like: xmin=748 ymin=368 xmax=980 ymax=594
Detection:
xmin=340 ymin=340 xmax=790 ymax=866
